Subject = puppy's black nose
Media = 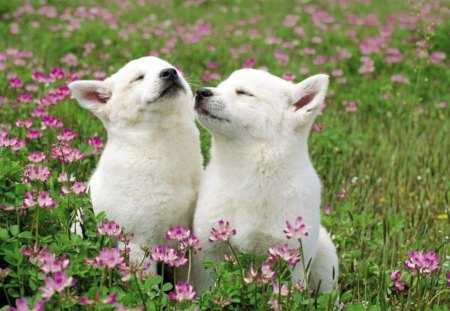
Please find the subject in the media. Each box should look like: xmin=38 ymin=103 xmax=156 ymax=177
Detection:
xmin=159 ymin=68 xmax=178 ymax=81
xmin=196 ymin=88 xmax=213 ymax=98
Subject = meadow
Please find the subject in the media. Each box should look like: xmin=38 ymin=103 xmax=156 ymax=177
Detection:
xmin=0 ymin=0 xmax=449 ymax=310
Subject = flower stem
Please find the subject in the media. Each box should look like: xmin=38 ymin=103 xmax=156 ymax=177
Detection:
xmin=187 ymin=249 xmax=192 ymax=283
xmin=134 ymin=273 xmax=148 ymax=311
xmin=34 ymin=207 xmax=40 ymax=241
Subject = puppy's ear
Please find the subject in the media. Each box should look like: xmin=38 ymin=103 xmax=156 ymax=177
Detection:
xmin=291 ymin=74 xmax=328 ymax=113
xmin=68 ymin=80 xmax=112 ymax=117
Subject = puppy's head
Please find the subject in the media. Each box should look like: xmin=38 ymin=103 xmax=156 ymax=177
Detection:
xmin=194 ymin=69 xmax=328 ymax=141
xmin=69 ymin=57 xmax=193 ymax=128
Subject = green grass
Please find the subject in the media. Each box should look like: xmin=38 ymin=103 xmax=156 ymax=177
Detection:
xmin=0 ymin=0 xmax=449 ymax=309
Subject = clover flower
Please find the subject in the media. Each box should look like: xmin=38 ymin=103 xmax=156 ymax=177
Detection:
xmin=150 ymin=245 xmax=188 ymax=267
xmin=166 ymin=226 xmax=190 ymax=241
xmin=39 ymin=271 xmax=76 ymax=300
xmin=283 ymin=216 xmax=309 ymax=240
xmin=268 ymin=244 xmax=301 ymax=266
xmin=7 ymin=298 xmax=44 ymax=311
xmin=272 ymin=282 xmax=289 ymax=296
xmin=403 ymin=251 xmax=440 ymax=276
xmin=37 ymin=192 xmax=56 ymax=208
xmin=96 ymin=220 xmax=123 ymax=238
xmin=168 ymin=282 xmax=196 ymax=302
xmin=390 ymin=270 xmax=408 ymax=295
xmin=261 ymin=261 xmax=277 ymax=283
xmin=209 ymin=220 xmax=236 ymax=243
xmin=94 ymin=247 xmax=125 ymax=270
xmin=39 ymin=252 xmax=70 ymax=275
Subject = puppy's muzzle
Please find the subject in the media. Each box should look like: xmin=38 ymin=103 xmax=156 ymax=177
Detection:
xmin=195 ymin=88 xmax=213 ymax=109
xmin=159 ymin=68 xmax=178 ymax=82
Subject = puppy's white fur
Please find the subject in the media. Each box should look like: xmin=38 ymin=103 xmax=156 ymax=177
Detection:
xmin=69 ymin=57 xmax=203 ymax=267
xmin=192 ymin=69 xmax=338 ymax=292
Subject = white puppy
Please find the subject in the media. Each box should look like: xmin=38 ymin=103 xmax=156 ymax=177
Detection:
xmin=69 ymin=57 xmax=203 ymax=267
xmin=192 ymin=69 xmax=338 ymax=292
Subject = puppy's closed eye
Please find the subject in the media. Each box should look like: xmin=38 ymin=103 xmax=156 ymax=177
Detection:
xmin=130 ymin=75 xmax=145 ymax=83
xmin=236 ymin=89 xmax=254 ymax=97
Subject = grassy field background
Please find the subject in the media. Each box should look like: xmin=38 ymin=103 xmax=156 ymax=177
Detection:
xmin=0 ymin=0 xmax=449 ymax=309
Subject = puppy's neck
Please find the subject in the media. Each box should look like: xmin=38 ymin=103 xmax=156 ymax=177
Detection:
xmin=210 ymin=134 xmax=312 ymax=178
xmin=105 ymin=116 xmax=194 ymax=148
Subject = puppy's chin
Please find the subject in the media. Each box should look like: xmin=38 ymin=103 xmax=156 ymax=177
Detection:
xmin=195 ymin=107 xmax=228 ymax=124
xmin=159 ymin=83 xmax=185 ymax=100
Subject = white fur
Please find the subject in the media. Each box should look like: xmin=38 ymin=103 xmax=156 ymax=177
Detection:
xmin=192 ymin=69 xmax=338 ymax=292
xmin=69 ymin=57 xmax=203 ymax=268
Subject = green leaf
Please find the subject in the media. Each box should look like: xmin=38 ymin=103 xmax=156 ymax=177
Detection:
xmin=0 ymin=227 xmax=9 ymax=240
xmin=162 ymin=283 xmax=173 ymax=291
xmin=10 ymin=225 xmax=19 ymax=237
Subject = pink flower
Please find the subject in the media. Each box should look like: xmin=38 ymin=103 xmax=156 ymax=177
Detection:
xmin=71 ymin=181 xmax=86 ymax=195
xmin=0 ymin=267 xmax=10 ymax=278
xmin=209 ymin=220 xmax=236 ymax=243
xmin=119 ymin=260 xmax=152 ymax=282
xmin=17 ymin=92 xmax=33 ymax=103
xmin=242 ymin=58 xmax=257 ymax=68
xmin=32 ymin=71 xmax=50 ymax=83
xmin=16 ymin=118 xmax=33 ymax=128
xmin=404 ymin=251 xmax=440 ymax=275
xmin=24 ymin=165 xmax=51 ymax=182
xmin=26 ymin=130 xmax=42 ymax=140
xmin=86 ymin=136 xmax=104 ymax=154
xmin=260 ymin=261 xmax=276 ymax=282
xmin=346 ymin=102 xmax=358 ymax=113
xmin=39 ymin=252 xmax=70 ymax=275
xmin=179 ymin=234 xmax=202 ymax=254
xmin=96 ymin=220 xmax=123 ymax=238
xmin=268 ymin=244 xmax=300 ymax=266
xmin=313 ymin=55 xmax=327 ymax=65
xmin=337 ymin=187 xmax=348 ymax=199
xmin=166 ymin=226 xmax=190 ymax=241
xmin=149 ymin=245 xmax=187 ymax=267
xmin=56 ymin=128 xmax=78 ymax=142
xmin=268 ymin=299 xmax=281 ymax=311
xmin=9 ymin=77 xmax=24 ymax=88
xmin=281 ymin=72 xmax=296 ymax=81
xmin=311 ymin=123 xmax=324 ymax=132
xmin=430 ymin=51 xmax=446 ymax=64
xmin=274 ymin=50 xmax=289 ymax=66
xmin=7 ymin=298 xmax=44 ymax=311
xmin=95 ymin=247 xmax=125 ymax=270
xmin=28 ymin=151 xmax=46 ymax=163
xmin=50 ymin=67 xmax=65 ymax=80
xmin=23 ymin=192 xmax=36 ymax=208
xmin=41 ymin=116 xmax=63 ymax=129
xmin=391 ymin=74 xmax=410 ymax=84
xmin=390 ymin=270 xmax=408 ymax=295
xmin=21 ymin=243 xmax=49 ymax=262
xmin=243 ymin=263 xmax=258 ymax=284
xmin=60 ymin=53 xmax=78 ymax=66
xmin=272 ymin=282 xmax=289 ymax=296
xmin=283 ymin=216 xmax=309 ymax=239
xmin=37 ymin=192 xmax=56 ymax=208
xmin=39 ymin=271 xmax=76 ymax=300
xmin=57 ymin=172 xmax=76 ymax=183
xmin=168 ymin=282 xmax=196 ymax=302
xmin=201 ymin=71 xmax=221 ymax=82
xmin=50 ymin=144 xmax=84 ymax=163
xmin=206 ymin=61 xmax=219 ymax=69
xmin=358 ymin=56 xmax=375 ymax=74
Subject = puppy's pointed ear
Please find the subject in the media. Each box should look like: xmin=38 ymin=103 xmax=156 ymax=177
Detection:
xmin=291 ymin=74 xmax=328 ymax=113
xmin=68 ymin=80 xmax=112 ymax=116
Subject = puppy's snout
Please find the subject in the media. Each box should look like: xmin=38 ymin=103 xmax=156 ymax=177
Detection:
xmin=196 ymin=88 xmax=213 ymax=98
xmin=159 ymin=68 xmax=178 ymax=81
